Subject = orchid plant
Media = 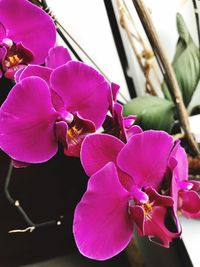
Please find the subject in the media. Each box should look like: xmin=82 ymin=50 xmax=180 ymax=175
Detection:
xmin=0 ymin=0 xmax=199 ymax=263
xmin=122 ymin=9 xmax=200 ymax=132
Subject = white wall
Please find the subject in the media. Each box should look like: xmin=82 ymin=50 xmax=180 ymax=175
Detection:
xmin=46 ymin=0 xmax=130 ymax=103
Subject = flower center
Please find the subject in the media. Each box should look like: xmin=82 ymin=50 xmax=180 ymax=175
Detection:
xmin=4 ymin=54 xmax=23 ymax=68
xmin=142 ymin=201 xmax=153 ymax=217
xmin=67 ymin=124 xmax=82 ymax=145
xmin=0 ymin=39 xmax=33 ymax=79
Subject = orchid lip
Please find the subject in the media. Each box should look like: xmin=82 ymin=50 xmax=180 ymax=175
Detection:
xmin=129 ymin=196 xmax=153 ymax=218
xmin=0 ymin=40 xmax=34 ymax=79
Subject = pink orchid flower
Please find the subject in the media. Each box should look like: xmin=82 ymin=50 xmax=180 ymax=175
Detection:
xmin=0 ymin=0 xmax=56 ymax=79
xmin=0 ymin=59 xmax=111 ymax=163
xmin=14 ymin=45 xmax=72 ymax=83
xmin=103 ymin=83 xmax=141 ymax=142
xmin=169 ymin=141 xmax=200 ymax=219
xmin=73 ymin=131 xmax=180 ymax=260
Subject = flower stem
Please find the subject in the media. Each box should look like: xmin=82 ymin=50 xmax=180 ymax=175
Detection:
xmin=4 ymin=161 xmax=62 ymax=233
xmin=125 ymin=238 xmax=145 ymax=267
xmin=56 ymin=27 xmax=82 ymax=61
xmin=117 ymin=0 xmax=158 ymax=96
xmin=131 ymin=0 xmax=200 ymax=156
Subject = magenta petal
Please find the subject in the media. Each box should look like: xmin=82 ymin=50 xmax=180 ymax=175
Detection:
xmin=179 ymin=190 xmax=200 ymax=214
xmin=0 ymin=77 xmax=58 ymax=163
xmin=55 ymin=121 xmax=68 ymax=148
xmin=169 ymin=157 xmax=179 ymax=206
xmin=50 ymin=61 xmax=110 ymax=128
xmin=146 ymin=187 xmax=181 ymax=235
xmin=50 ymin=90 xmax=65 ymax=111
xmin=182 ymin=210 xmax=200 ymax=219
xmin=171 ymin=142 xmax=188 ymax=181
xmin=111 ymin=82 xmax=120 ymax=102
xmin=81 ymin=133 xmax=125 ymax=176
xmin=131 ymin=186 xmax=149 ymax=203
xmin=143 ymin=206 xmax=177 ymax=248
xmin=118 ymin=169 xmax=135 ymax=193
xmin=0 ymin=22 xmax=6 ymax=41
xmin=123 ymin=116 xmax=136 ymax=129
xmin=73 ymin=162 xmax=133 ymax=260
xmin=5 ymin=65 xmax=25 ymax=80
xmin=12 ymin=159 xmax=29 ymax=168
xmin=190 ymin=180 xmax=200 ymax=191
xmin=117 ymin=130 xmax=174 ymax=189
xmin=0 ymin=46 xmax=6 ymax=61
xmin=146 ymin=187 xmax=174 ymax=207
xmin=131 ymin=188 xmax=179 ymax=247
xmin=126 ymin=125 xmax=143 ymax=141
xmin=111 ymin=103 xmax=127 ymax=142
xmin=45 ymin=46 xmax=72 ymax=69
xmin=109 ymin=83 xmax=120 ymax=111
xmin=145 ymin=189 xmax=179 ymax=246
xmin=178 ymin=181 xmax=193 ymax=190
xmin=14 ymin=68 xmax=25 ymax=82
xmin=16 ymin=65 xmax=52 ymax=85
xmin=130 ymin=206 xmax=145 ymax=234
xmin=0 ymin=0 xmax=56 ymax=64
xmin=169 ymin=158 xmax=182 ymax=233
xmin=169 ymin=142 xmax=190 ymax=229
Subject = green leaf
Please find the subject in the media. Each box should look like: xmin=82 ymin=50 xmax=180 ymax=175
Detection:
xmin=123 ymin=96 xmax=175 ymax=133
xmin=190 ymin=105 xmax=200 ymax=116
xmin=162 ymin=13 xmax=200 ymax=107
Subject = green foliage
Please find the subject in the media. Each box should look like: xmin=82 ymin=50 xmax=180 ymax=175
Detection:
xmin=163 ymin=13 xmax=200 ymax=107
xmin=190 ymin=104 xmax=200 ymax=116
xmin=123 ymin=96 xmax=175 ymax=133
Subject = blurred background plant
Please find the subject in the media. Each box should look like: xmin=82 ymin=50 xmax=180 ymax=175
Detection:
xmin=119 ymin=0 xmax=200 ymax=156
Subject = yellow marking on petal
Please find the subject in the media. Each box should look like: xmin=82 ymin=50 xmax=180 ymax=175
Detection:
xmin=6 ymin=54 xmax=23 ymax=67
xmin=67 ymin=125 xmax=82 ymax=145
xmin=142 ymin=201 xmax=153 ymax=217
